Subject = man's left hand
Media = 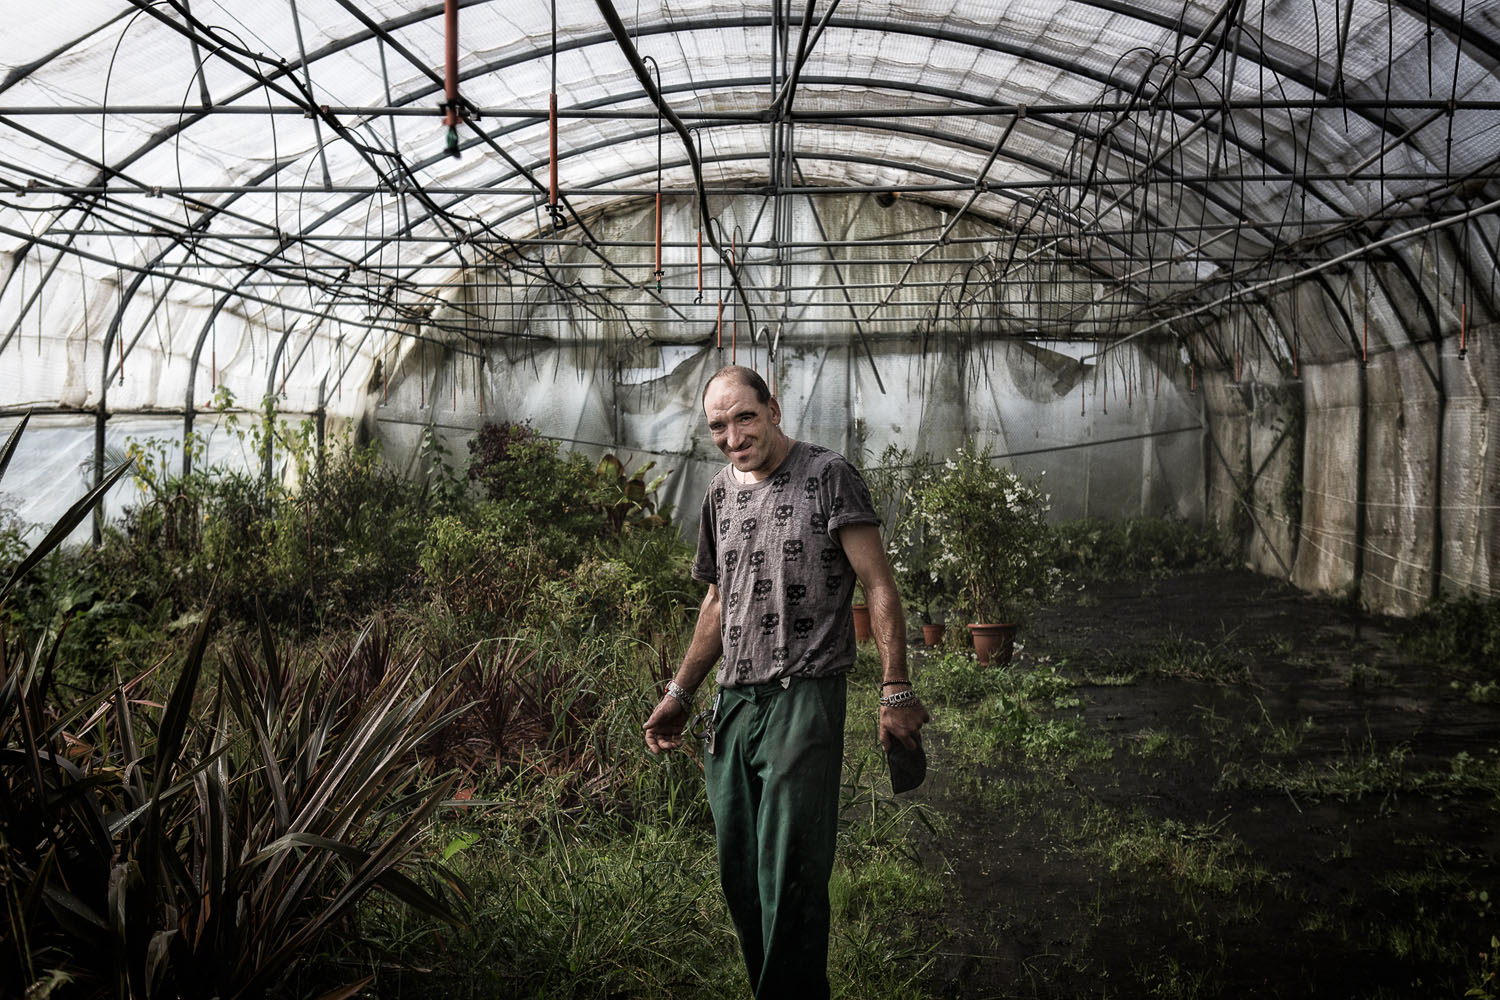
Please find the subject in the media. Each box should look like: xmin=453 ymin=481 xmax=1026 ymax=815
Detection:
xmin=879 ymin=701 xmax=930 ymax=752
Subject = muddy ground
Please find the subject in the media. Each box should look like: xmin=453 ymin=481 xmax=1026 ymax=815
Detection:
xmin=911 ymin=569 xmax=1500 ymax=999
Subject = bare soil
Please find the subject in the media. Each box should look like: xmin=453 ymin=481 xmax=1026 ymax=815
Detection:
xmin=913 ymin=569 xmax=1500 ymax=1000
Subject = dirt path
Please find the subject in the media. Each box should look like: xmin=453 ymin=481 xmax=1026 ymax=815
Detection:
xmin=912 ymin=569 xmax=1500 ymax=999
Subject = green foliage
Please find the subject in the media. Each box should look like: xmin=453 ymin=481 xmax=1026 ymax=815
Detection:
xmin=0 ymin=503 xmax=27 ymax=569
xmin=1 ymin=420 xmax=469 ymax=999
xmin=1 ymin=614 xmax=470 ymax=1000
xmin=1469 ymin=934 xmax=1500 ymax=999
xmin=372 ymin=817 xmax=737 ymax=998
xmin=1053 ymin=516 xmax=1236 ymax=580
xmin=1 ymin=413 xmax=931 ymax=999
xmin=88 ymin=439 xmax=448 ymax=641
xmin=590 ymin=453 xmax=672 ymax=537
xmin=861 ymin=446 xmax=959 ymax=624
xmin=1100 ymin=628 xmax=1252 ymax=685
xmin=922 ymin=649 xmax=1106 ymax=768
xmin=1408 ymin=596 xmax=1500 ymax=674
xmin=465 ymin=425 xmax=602 ymax=555
xmin=911 ymin=442 xmax=1059 ymax=624
xmin=421 ymin=421 xmax=694 ymax=643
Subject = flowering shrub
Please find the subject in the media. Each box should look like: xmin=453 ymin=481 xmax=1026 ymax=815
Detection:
xmin=862 ymin=446 xmax=959 ymax=624
xmin=913 ymin=443 xmax=1061 ymax=624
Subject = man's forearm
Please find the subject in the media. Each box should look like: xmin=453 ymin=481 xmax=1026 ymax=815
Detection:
xmin=865 ymin=577 xmax=908 ymax=683
xmin=673 ymin=587 xmax=723 ymax=694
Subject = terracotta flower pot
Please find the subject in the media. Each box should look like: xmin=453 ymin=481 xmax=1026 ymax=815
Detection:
xmin=967 ymin=623 xmax=1017 ymax=666
xmin=921 ymin=623 xmax=947 ymax=647
xmin=852 ymin=603 xmax=872 ymax=643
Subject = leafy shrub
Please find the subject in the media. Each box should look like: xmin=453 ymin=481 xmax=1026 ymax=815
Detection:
xmin=1 ymin=416 xmax=468 ymax=999
xmin=862 ymin=446 xmax=960 ymax=624
xmin=0 ymin=502 xmax=25 ymax=569
xmin=913 ymin=443 xmax=1060 ymax=624
xmin=1 ymin=615 xmax=469 ymax=1000
xmin=1054 ymin=516 xmax=1235 ymax=580
xmin=1408 ymin=596 xmax=1500 ymax=674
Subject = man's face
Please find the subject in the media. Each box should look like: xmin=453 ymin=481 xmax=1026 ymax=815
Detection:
xmin=704 ymin=378 xmax=786 ymax=480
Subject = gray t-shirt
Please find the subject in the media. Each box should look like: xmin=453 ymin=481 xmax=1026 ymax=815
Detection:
xmin=692 ymin=441 xmax=879 ymax=688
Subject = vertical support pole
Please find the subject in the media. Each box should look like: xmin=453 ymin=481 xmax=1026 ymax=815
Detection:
xmin=92 ymin=404 xmax=107 ymax=545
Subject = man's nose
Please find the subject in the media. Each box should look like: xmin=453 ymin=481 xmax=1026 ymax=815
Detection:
xmin=725 ymin=424 xmax=744 ymax=448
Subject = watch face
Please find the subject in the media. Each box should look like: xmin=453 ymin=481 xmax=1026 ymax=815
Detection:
xmin=887 ymin=732 xmax=927 ymax=794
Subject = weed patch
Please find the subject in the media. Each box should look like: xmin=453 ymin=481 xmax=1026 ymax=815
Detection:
xmin=921 ymin=650 xmax=1109 ymax=769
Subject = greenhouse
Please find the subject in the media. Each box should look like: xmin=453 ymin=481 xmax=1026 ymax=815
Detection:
xmin=2 ymin=2 xmax=1499 ymax=998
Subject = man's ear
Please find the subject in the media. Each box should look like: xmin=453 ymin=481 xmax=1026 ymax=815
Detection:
xmin=769 ymin=398 xmax=782 ymax=425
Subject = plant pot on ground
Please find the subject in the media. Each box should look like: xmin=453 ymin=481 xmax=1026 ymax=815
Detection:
xmin=852 ymin=601 xmax=872 ymax=643
xmin=921 ymin=622 xmax=947 ymax=647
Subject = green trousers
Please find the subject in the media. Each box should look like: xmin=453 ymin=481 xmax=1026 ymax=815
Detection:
xmin=704 ymin=673 xmax=847 ymax=999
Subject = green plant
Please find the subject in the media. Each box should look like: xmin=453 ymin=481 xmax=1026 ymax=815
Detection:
xmin=861 ymin=447 xmax=957 ymax=624
xmin=1053 ymin=517 xmax=1235 ymax=580
xmin=1408 ymin=596 xmax=1500 ymax=674
xmin=591 ymin=453 xmax=671 ymax=536
xmin=1110 ymin=629 xmax=1251 ymax=684
xmin=1132 ymin=728 xmax=1191 ymax=759
xmin=1 ymin=609 xmax=472 ymax=999
xmin=1469 ymin=680 xmax=1500 ymax=705
xmin=1 ymin=416 xmax=471 ymax=998
xmin=1469 ymin=934 xmax=1500 ymax=999
xmin=912 ymin=442 xmax=1059 ymax=624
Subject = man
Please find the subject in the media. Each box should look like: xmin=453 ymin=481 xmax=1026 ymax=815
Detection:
xmin=643 ymin=364 xmax=929 ymax=998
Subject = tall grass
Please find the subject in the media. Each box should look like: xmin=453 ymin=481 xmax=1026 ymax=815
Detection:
xmin=3 ymin=418 xmax=943 ymax=997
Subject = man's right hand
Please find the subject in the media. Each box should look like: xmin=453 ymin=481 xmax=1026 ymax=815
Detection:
xmin=644 ymin=696 xmax=689 ymax=754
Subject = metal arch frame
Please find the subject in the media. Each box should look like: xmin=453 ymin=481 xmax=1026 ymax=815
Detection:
xmin=2 ymin=103 xmax=1476 ymax=335
xmin=8 ymin=1 xmax=1493 ymax=259
xmin=437 ymin=96 xmax=1403 ymax=308
xmin=301 ymin=59 xmax=1318 ymax=294
xmin=7 ymin=3 xmax=1475 ymax=292
xmin=4 ymin=0 xmax=1497 ymax=428
xmin=7 ymin=138 xmax=1465 ymax=423
xmin=231 ymin=58 xmax=1476 ymax=353
xmin=3 ymin=0 xmax=1447 ymax=271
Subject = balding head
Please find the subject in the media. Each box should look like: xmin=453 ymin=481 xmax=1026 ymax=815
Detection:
xmin=702 ymin=365 xmax=771 ymax=407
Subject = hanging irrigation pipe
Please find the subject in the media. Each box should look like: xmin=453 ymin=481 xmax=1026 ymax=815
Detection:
xmin=127 ymin=0 xmax=590 ymax=330
xmin=592 ymin=0 xmax=756 ymax=333
xmin=320 ymin=0 xmax=617 ymax=305
xmin=731 ymin=224 xmax=742 ymax=362
xmin=693 ymin=128 xmax=705 ymax=302
xmin=790 ymin=159 xmax=885 ymax=392
xmin=0 ymin=222 xmax=505 ymax=354
xmin=442 ymin=0 xmax=461 ymax=157
xmin=36 ymin=4 xmax=1472 ymax=286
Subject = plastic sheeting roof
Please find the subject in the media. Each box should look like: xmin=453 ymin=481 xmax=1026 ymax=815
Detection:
xmin=2 ymin=0 xmax=1500 ymax=421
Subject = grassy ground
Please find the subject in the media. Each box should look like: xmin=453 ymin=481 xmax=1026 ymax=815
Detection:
xmin=909 ymin=569 xmax=1500 ymax=999
xmin=280 ymin=647 xmax=942 ymax=1000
